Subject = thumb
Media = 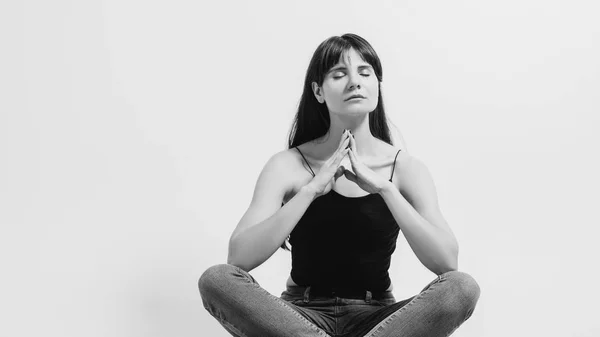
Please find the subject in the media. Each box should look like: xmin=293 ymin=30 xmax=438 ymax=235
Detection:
xmin=344 ymin=169 xmax=358 ymax=184
xmin=333 ymin=165 xmax=345 ymax=181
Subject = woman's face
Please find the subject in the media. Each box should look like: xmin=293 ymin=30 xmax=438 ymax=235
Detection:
xmin=313 ymin=48 xmax=379 ymax=116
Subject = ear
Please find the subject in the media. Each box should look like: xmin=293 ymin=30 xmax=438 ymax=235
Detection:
xmin=311 ymin=81 xmax=324 ymax=104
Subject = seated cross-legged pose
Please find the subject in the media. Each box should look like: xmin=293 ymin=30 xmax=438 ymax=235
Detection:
xmin=199 ymin=33 xmax=480 ymax=337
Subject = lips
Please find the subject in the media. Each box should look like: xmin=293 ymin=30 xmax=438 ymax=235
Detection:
xmin=345 ymin=94 xmax=366 ymax=101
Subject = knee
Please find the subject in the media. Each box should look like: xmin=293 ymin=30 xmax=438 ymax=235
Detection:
xmin=198 ymin=264 xmax=239 ymax=300
xmin=438 ymin=271 xmax=481 ymax=317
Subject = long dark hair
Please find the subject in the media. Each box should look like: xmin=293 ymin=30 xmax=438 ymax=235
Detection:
xmin=281 ymin=33 xmax=396 ymax=250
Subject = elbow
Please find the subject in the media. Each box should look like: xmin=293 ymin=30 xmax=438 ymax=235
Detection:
xmin=227 ymin=239 xmax=255 ymax=273
xmin=432 ymin=245 xmax=459 ymax=275
xmin=437 ymin=251 xmax=459 ymax=275
xmin=226 ymin=253 xmax=236 ymax=267
xmin=226 ymin=260 xmax=251 ymax=273
xmin=227 ymin=238 xmax=243 ymax=270
xmin=226 ymin=253 xmax=254 ymax=273
xmin=227 ymin=233 xmax=273 ymax=273
xmin=430 ymin=260 xmax=457 ymax=275
xmin=435 ymin=261 xmax=458 ymax=275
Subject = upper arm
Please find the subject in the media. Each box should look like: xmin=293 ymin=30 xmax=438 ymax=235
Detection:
xmin=398 ymin=156 xmax=457 ymax=241
xmin=229 ymin=151 xmax=290 ymax=242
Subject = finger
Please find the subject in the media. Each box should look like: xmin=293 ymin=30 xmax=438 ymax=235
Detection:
xmin=329 ymin=136 xmax=350 ymax=166
xmin=348 ymin=148 xmax=362 ymax=174
xmin=337 ymin=129 xmax=350 ymax=149
xmin=336 ymin=148 xmax=350 ymax=165
xmin=348 ymin=147 xmax=356 ymax=166
xmin=334 ymin=165 xmax=345 ymax=181
xmin=326 ymin=144 xmax=347 ymax=169
xmin=338 ymin=133 xmax=351 ymax=152
xmin=350 ymin=133 xmax=357 ymax=154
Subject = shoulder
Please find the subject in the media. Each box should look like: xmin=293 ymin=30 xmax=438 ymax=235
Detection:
xmin=394 ymin=152 xmax=424 ymax=172
xmin=273 ymin=144 xmax=313 ymax=169
xmin=261 ymin=141 xmax=326 ymax=178
xmin=391 ymin=153 xmax=439 ymax=204
xmin=263 ymin=147 xmax=303 ymax=177
xmin=392 ymin=152 xmax=429 ymax=184
xmin=263 ymin=146 xmax=316 ymax=200
xmin=371 ymin=144 xmax=404 ymax=190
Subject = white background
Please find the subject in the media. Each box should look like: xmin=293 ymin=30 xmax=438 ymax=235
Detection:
xmin=1 ymin=0 xmax=599 ymax=336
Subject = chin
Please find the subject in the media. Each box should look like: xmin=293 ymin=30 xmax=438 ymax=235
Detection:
xmin=331 ymin=105 xmax=376 ymax=116
xmin=338 ymin=110 xmax=371 ymax=118
xmin=347 ymin=105 xmax=376 ymax=113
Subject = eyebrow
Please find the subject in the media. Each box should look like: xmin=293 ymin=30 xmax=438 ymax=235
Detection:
xmin=328 ymin=64 xmax=373 ymax=73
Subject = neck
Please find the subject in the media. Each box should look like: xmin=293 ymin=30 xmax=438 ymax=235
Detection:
xmin=316 ymin=114 xmax=379 ymax=158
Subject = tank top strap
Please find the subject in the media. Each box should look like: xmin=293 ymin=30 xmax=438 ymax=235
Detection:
xmin=295 ymin=147 xmax=315 ymax=177
xmin=389 ymin=149 xmax=402 ymax=182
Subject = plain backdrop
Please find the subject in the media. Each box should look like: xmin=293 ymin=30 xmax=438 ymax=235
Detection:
xmin=1 ymin=0 xmax=599 ymax=336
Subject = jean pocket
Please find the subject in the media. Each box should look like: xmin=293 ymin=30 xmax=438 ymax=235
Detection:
xmin=290 ymin=299 xmax=308 ymax=306
xmin=372 ymin=298 xmax=396 ymax=306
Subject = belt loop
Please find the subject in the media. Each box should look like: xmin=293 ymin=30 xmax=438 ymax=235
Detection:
xmin=365 ymin=290 xmax=372 ymax=303
xmin=303 ymin=286 xmax=311 ymax=303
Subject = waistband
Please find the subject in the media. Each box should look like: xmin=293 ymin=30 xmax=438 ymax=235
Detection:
xmin=285 ymin=285 xmax=394 ymax=304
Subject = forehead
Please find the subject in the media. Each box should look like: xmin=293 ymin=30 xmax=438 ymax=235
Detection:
xmin=339 ymin=48 xmax=366 ymax=64
xmin=329 ymin=48 xmax=372 ymax=72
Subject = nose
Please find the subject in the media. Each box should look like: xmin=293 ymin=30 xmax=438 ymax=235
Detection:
xmin=347 ymin=72 xmax=361 ymax=90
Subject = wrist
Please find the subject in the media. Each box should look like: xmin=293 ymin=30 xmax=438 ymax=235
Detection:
xmin=377 ymin=180 xmax=396 ymax=196
xmin=301 ymin=184 xmax=319 ymax=200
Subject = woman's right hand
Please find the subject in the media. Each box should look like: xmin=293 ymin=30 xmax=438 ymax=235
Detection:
xmin=305 ymin=129 xmax=351 ymax=198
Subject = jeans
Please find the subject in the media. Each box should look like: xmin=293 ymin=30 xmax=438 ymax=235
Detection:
xmin=198 ymin=264 xmax=480 ymax=337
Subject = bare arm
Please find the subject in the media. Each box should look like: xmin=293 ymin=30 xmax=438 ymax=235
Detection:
xmin=227 ymin=152 xmax=317 ymax=272
xmin=379 ymin=155 xmax=459 ymax=275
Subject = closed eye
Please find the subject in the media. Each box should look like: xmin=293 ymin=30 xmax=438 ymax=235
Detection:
xmin=333 ymin=74 xmax=371 ymax=79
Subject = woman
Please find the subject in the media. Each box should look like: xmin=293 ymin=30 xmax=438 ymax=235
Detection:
xmin=198 ymin=33 xmax=480 ymax=337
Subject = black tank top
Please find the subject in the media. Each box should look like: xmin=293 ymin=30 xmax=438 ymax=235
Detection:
xmin=289 ymin=147 xmax=402 ymax=292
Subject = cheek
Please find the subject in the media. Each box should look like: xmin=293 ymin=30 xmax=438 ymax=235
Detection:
xmin=321 ymin=82 xmax=338 ymax=95
xmin=370 ymin=81 xmax=380 ymax=96
xmin=365 ymin=85 xmax=377 ymax=99
xmin=324 ymin=86 xmax=345 ymax=101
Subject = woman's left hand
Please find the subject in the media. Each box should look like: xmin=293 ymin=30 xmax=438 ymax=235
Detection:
xmin=343 ymin=133 xmax=390 ymax=194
